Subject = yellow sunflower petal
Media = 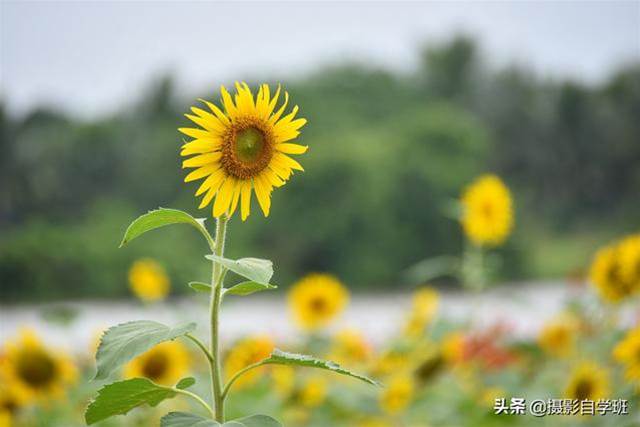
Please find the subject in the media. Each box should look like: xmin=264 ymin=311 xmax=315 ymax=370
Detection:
xmin=182 ymin=152 xmax=222 ymax=168
xmin=240 ymin=181 xmax=252 ymax=221
xmin=184 ymin=165 xmax=218 ymax=182
xmin=195 ymin=168 xmax=225 ymax=196
xmin=227 ymin=181 xmax=242 ymax=218
xmin=276 ymin=143 xmax=308 ymax=155
xmin=253 ymin=175 xmax=272 ymax=216
xmin=273 ymin=153 xmax=304 ymax=171
xmin=213 ymin=178 xmax=236 ymax=217
xmin=220 ymin=85 xmax=238 ymax=118
xmin=178 ymin=127 xmax=212 ymax=140
xmin=199 ymin=98 xmax=231 ymax=125
xmin=181 ymin=139 xmax=221 ymax=156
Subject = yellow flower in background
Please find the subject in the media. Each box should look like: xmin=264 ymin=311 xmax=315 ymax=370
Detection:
xmin=0 ymin=329 xmax=77 ymax=402
xmin=288 ymin=273 xmax=349 ymax=331
xmin=271 ymin=366 xmax=295 ymax=397
xmin=124 ymin=341 xmax=190 ymax=386
xmin=460 ymin=174 xmax=514 ymax=247
xmin=179 ymin=82 xmax=307 ymax=220
xmin=128 ymin=258 xmax=170 ymax=303
xmin=564 ymin=361 xmax=610 ymax=401
xmin=403 ymin=287 xmax=439 ymax=337
xmin=479 ymin=386 xmax=506 ymax=409
xmin=0 ymin=373 xmax=29 ymax=426
xmin=441 ymin=331 xmax=465 ymax=365
xmin=298 ymin=375 xmax=328 ymax=408
xmin=329 ymin=329 xmax=372 ymax=366
xmin=537 ymin=315 xmax=577 ymax=357
xmin=224 ymin=336 xmax=274 ymax=389
xmin=379 ymin=374 xmax=415 ymax=415
xmin=370 ymin=349 xmax=410 ymax=378
xmin=590 ymin=235 xmax=640 ymax=303
xmin=613 ymin=326 xmax=640 ymax=387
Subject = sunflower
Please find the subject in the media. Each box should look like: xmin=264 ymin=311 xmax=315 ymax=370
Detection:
xmin=179 ymin=82 xmax=307 ymax=220
xmin=537 ymin=315 xmax=577 ymax=358
xmin=403 ymin=287 xmax=439 ymax=337
xmin=0 ymin=373 xmax=29 ymax=425
xmin=124 ymin=341 xmax=190 ymax=386
xmin=288 ymin=273 xmax=349 ymax=331
xmin=329 ymin=329 xmax=372 ymax=366
xmin=271 ymin=366 xmax=295 ymax=397
xmin=0 ymin=329 xmax=77 ymax=402
xmin=298 ymin=375 xmax=328 ymax=408
xmin=613 ymin=326 xmax=640 ymax=387
xmin=224 ymin=336 xmax=274 ymax=389
xmin=379 ymin=374 xmax=415 ymax=415
xmin=564 ymin=361 xmax=610 ymax=401
xmin=441 ymin=331 xmax=465 ymax=365
xmin=589 ymin=236 xmax=640 ymax=303
xmin=460 ymin=174 xmax=514 ymax=247
xmin=128 ymin=258 xmax=170 ymax=303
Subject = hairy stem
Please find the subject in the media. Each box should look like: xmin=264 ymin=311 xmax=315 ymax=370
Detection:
xmin=184 ymin=333 xmax=213 ymax=363
xmin=209 ymin=215 xmax=228 ymax=422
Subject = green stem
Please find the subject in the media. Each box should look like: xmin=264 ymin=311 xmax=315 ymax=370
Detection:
xmin=210 ymin=215 xmax=228 ymax=422
xmin=173 ymin=388 xmax=215 ymax=418
xmin=184 ymin=333 xmax=213 ymax=363
xmin=221 ymin=360 xmax=268 ymax=400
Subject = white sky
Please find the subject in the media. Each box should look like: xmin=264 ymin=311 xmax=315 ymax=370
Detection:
xmin=1 ymin=1 xmax=639 ymax=119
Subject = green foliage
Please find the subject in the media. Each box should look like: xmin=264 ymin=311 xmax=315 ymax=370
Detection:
xmin=94 ymin=320 xmax=196 ymax=380
xmin=224 ymin=281 xmax=277 ymax=297
xmin=189 ymin=281 xmax=212 ymax=292
xmin=120 ymin=208 xmax=212 ymax=249
xmin=2 ymin=37 xmax=639 ymax=300
xmin=206 ymin=256 xmax=274 ymax=285
xmin=176 ymin=377 xmax=196 ymax=390
xmin=262 ymin=349 xmax=379 ymax=386
xmin=161 ymin=412 xmax=282 ymax=427
xmin=85 ymin=378 xmax=177 ymax=425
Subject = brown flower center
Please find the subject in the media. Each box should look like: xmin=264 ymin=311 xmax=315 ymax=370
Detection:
xmin=221 ymin=117 xmax=274 ymax=179
xmin=573 ymin=379 xmax=593 ymax=400
xmin=142 ymin=352 xmax=169 ymax=381
xmin=17 ymin=349 xmax=57 ymax=388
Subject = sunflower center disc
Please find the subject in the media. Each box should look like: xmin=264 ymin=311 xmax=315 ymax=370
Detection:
xmin=235 ymin=127 xmax=265 ymax=164
xmin=17 ymin=350 xmax=57 ymax=387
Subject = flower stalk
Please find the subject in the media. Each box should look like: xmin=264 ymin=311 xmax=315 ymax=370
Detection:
xmin=209 ymin=214 xmax=228 ymax=422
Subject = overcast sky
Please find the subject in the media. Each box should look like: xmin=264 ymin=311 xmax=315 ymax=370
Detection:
xmin=1 ymin=1 xmax=639 ymax=119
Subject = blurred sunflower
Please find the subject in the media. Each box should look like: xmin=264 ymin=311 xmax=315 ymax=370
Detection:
xmin=460 ymin=174 xmax=514 ymax=247
xmin=0 ymin=330 xmax=77 ymax=402
xmin=613 ymin=326 xmax=640 ymax=387
xmin=128 ymin=258 xmax=170 ymax=303
xmin=179 ymin=82 xmax=307 ymax=220
xmin=379 ymin=374 xmax=415 ymax=415
xmin=0 ymin=373 xmax=28 ymax=426
xmin=441 ymin=331 xmax=465 ymax=365
xmin=537 ymin=315 xmax=577 ymax=357
xmin=590 ymin=236 xmax=640 ymax=303
xmin=403 ymin=287 xmax=439 ymax=337
xmin=271 ymin=366 xmax=295 ymax=397
xmin=224 ymin=336 xmax=274 ymax=389
xmin=298 ymin=375 xmax=328 ymax=408
xmin=329 ymin=329 xmax=372 ymax=366
xmin=564 ymin=361 xmax=610 ymax=401
xmin=124 ymin=341 xmax=189 ymax=386
xmin=288 ymin=273 xmax=349 ymax=331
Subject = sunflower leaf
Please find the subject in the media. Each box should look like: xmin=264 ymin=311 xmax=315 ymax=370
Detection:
xmin=189 ymin=281 xmax=212 ymax=293
xmin=205 ymin=256 xmax=273 ymax=285
xmin=223 ymin=281 xmax=277 ymax=297
xmin=175 ymin=377 xmax=196 ymax=390
xmin=85 ymin=378 xmax=177 ymax=425
xmin=94 ymin=320 xmax=196 ymax=381
xmin=120 ymin=208 xmax=212 ymax=249
xmin=262 ymin=349 xmax=380 ymax=386
xmin=224 ymin=414 xmax=282 ymax=427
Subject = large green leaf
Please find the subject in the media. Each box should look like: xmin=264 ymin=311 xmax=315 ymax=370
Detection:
xmin=85 ymin=378 xmax=177 ymax=425
xmin=94 ymin=320 xmax=196 ymax=380
xmin=205 ymin=256 xmax=273 ymax=284
xmin=161 ymin=412 xmax=282 ymax=427
xmin=223 ymin=281 xmax=277 ymax=297
xmin=225 ymin=415 xmax=282 ymax=427
xmin=161 ymin=412 xmax=220 ymax=427
xmin=263 ymin=349 xmax=379 ymax=386
xmin=120 ymin=208 xmax=212 ymax=248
